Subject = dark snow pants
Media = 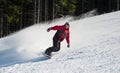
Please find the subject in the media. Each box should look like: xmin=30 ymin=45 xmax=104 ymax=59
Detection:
xmin=45 ymin=37 xmax=61 ymax=55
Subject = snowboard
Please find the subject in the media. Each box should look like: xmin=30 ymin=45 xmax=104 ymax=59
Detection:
xmin=42 ymin=52 xmax=51 ymax=59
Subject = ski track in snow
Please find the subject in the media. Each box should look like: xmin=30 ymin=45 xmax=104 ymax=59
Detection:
xmin=0 ymin=11 xmax=120 ymax=73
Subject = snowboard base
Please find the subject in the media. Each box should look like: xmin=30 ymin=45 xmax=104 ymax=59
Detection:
xmin=42 ymin=52 xmax=51 ymax=59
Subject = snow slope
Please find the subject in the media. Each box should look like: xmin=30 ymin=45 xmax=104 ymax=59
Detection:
xmin=0 ymin=11 xmax=120 ymax=73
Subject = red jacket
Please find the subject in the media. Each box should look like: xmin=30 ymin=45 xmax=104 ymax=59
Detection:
xmin=49 ymin=25 xmax=70 ymax=45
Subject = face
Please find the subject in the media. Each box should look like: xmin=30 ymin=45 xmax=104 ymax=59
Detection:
xmin=65 ymin=24 xmax=69 ymax=29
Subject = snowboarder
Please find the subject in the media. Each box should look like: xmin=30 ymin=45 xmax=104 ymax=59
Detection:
xmin=45 ymin=22 xmax=70 ymax=57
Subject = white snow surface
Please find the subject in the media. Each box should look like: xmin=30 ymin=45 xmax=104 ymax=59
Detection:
xmin=0 ymin=11 xmax=120 ymax=73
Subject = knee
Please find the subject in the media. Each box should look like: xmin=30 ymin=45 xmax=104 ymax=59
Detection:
xmin=54 ymin=47 xmax=60 ymax=52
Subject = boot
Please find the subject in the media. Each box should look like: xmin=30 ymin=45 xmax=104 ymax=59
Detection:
xmin=45 ymin=49 xmax=51 ymax=56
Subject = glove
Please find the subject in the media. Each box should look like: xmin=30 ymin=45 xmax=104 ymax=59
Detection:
xmin=58 ymin=40 xmax=61 ymax=43
xmin=47 ymin=28 xmax=51 ymax=32
xmin=67 ymin=44 xmax=70 ymax=48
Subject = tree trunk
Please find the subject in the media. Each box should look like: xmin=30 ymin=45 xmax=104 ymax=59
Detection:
xmin=34 ymin=0 xmax=37 ymax=24
xmin=0 ymin=9 xmax=3 ymax=37
xmin=117 ymin=0 xmax=120 ymax=10
xmin=20 ymin=2 xmax=23 ymax=29
xmin=40 ymin=0 xmax=42 ymax=22
xmin=52 ymin=0 xmax=55 ymax=20
xmin=109 ymin=0 xmax=111 ymax=12
xmin=82 ymin=0 xmax=84 ymax=13
xmin=37 ymin=0 xmax=40 ymax=23
xmin=45 ymin=0 xmax=48 ymax=21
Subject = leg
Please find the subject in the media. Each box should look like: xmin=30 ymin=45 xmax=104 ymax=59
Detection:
xmin=45 ymin=37 xmax=60 ymax=55
xmin=45 ymin=47 xmax=53 ymax=56
xmin=45 ymin=43 xmax=60 ymax=56
xmin=52 ymin=37 xmax=61 ymax=52
xmin=52 ymin=42 xmax=60 ymax=52
xmin=45 ymin=37 xmax=56 ymax=56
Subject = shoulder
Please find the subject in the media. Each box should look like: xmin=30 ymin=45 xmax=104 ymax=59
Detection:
xmin=65 ymin=29 xmax=69 ymax=33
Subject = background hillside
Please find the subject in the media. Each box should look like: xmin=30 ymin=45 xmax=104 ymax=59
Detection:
xmin=0 ymin=11 xmax=120 ymax=73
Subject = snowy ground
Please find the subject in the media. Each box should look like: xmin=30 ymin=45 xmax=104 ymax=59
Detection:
xmin=0 ymin=11 xmax=120 ymax=73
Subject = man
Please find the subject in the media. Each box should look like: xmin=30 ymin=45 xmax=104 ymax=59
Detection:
xmin=45 ymin=22 xmax=70 ymax=57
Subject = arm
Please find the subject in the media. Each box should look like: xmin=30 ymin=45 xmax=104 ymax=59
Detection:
xmin=49 ymin=25 xmax=66 ymax=30
xmin=66 ymin=30 xmax=70 ymax=48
